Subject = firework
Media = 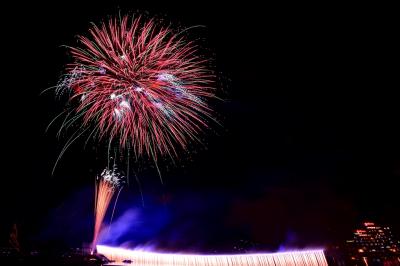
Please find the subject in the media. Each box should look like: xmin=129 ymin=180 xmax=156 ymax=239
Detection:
xmin=92 ymin=166 xmax=124 ymax=250
xmin=57 ymin=16 xmax=216 ymax=162
xmin=97 ymin=245 xmax=329 ymax=266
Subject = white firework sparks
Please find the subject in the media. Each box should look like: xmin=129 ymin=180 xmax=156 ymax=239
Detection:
xmin=99 ymin=166 xmax=124 ymax=188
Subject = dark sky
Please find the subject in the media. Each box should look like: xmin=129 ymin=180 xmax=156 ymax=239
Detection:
xmin=1 ymin=2 xmax=399 ymax=252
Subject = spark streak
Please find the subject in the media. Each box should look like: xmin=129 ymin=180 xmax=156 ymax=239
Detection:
xmin=92 ymin=167 xmax=124 ymax=251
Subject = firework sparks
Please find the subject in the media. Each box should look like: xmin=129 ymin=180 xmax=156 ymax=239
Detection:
xmin=56 ymin=16 xmax=216 ymax=163
xmin=97 ymin=245 xmax=329 ymax=266
xmin=92 ymin=166 xmax=124 ymax=251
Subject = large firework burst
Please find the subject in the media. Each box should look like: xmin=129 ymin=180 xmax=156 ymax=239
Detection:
xmin=57 ymin=16 xmax=216 ymax=162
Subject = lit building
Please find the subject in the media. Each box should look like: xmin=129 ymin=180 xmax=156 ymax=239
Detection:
xmin=346 ymin=221 xmax=400 ymax=265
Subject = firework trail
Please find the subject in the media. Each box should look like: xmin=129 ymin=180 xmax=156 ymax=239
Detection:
xmin=55 ymin=16 xmax=217 ymax=171
xmin=92 ymin=166 xmax=124 ymax=251
xmin=97 ymin=245 xmax=329 ymax=266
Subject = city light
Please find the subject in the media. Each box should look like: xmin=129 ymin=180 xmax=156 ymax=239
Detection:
xmin=346 ymin=221 xmax=400 ymax=264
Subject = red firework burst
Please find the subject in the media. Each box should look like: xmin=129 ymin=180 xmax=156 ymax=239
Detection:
xmin=58 ymin=16 xmax=216 ymax=160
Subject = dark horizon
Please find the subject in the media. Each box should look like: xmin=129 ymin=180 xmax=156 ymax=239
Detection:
xmin=1 ymin=1 xmax=399 ymax=253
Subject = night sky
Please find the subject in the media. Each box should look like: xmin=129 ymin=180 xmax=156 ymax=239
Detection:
xmin=1 ymin=2 xmax=399 ymax=253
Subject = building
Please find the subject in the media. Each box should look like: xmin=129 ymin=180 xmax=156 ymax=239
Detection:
xmin=346 ymin=221 xmax=400 ymax=265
